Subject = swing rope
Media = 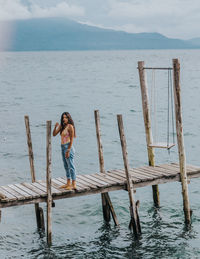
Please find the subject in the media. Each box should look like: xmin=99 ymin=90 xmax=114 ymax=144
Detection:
xmin=149 ymin=67 xmax=175 ymax=150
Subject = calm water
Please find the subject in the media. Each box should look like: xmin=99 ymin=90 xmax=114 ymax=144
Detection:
xmin=1 ymin=50 xmax=200 ymax=258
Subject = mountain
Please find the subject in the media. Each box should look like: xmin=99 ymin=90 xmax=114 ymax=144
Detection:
xmin=1 ymin=18 xmax=200 ymax=51
xmin=187 ymin=38 xmax=200 ymax=47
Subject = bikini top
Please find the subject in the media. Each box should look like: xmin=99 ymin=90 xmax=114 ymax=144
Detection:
xmin=62 ymin=128 xmax=70 ymax=143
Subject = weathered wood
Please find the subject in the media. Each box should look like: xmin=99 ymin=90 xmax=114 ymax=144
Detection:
xmin=0 ymin=187 xmax=17 ymax=201
xmin=22 ymin=182 xmax=46 ymax=196
xmin=117 ymin=114 xmax=141 ymax=236
xmin=78 ymin=175 xmax=101 ymax=188
xmin=1 ymin=163 xmax=200 ymax=209
xmin=24 ymin=115 xmax=45 ymax=230
xmin=1 ymin=185 xmax=25 ymax=200
xmin=14 ymin=183 xmax=40 ymax=198
xmin=46 ymin=120 xmax=52 ymax=246
xmin=94 ymin=110 xmax=111 ymax=223
xmin=173 ymin=59 xmax=191 ymax=224
xmin=104 ymin=193 xmax=119 ymax=226
xmin=138 ymin=61 xmax=160 ymax=207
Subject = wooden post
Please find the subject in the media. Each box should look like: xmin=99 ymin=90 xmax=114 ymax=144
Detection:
xmin=172 ymin=59 xmax=191 ymax=224
xmin=94 ymin=110 xmax=119 ymax=226
xmin=138 ymin=61 xmax=160 ymax=207
xmin=117 ymin=114 xmax=141 ymax=236
xmin=46 ymin=120 xmax=52 ymax=246
xmin=24 ymin=115 xmax=45 ymax=230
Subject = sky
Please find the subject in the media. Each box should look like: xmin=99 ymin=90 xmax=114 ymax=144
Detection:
xmin=0 ymin=0 xmax=200 ymax=40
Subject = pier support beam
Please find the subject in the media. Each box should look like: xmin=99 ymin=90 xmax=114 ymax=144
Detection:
xmin=24 ymin=115 xmax=45 ymax=230
xmin=94 ymin=110 xmax=119 ymax=226
xmin=173 ymin=59 xmax=191 ymax=224
xmin=138 ymin=61 xmax=160 ymax=207
xmin=117 ymin=114 xmax=141 ymax=236
xmin=46 ymin=120 xmax=52 ymax=246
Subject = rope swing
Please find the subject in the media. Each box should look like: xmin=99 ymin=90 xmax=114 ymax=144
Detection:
xmin=148 ymin=67 xmax=175 ymax=150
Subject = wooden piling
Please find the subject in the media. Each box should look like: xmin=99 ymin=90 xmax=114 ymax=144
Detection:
xmin=94 ymin=110 xmax=119 ymax=226
xmin=46 ymin=120 xmax=52 ymax=246
xmin=138 ymin=61 xmax=160 ymax=207
xmin=172 ymin=59 xmax=191 ymax=224
xmin=24 ymin=115 xmax=45 ymax=230
xmin=117 ymin=114 xmax=141 ymax=236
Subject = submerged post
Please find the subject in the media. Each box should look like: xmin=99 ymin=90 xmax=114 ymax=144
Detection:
xmin=24 ymin=115 xmax=45 ymax=230
xmin=138 ymin=61 xmax=160 ymax=207
xmin=94 ymin=110 xmax=119 ymax=226
xmin=173 ymin=59 xmax=191 ymax=224
xmin=46 ymin=120 xmax=52 ymax=245
xmin=117 ymin=114 xmax=141 ymax=236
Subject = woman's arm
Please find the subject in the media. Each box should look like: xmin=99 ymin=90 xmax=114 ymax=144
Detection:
xmin=65 ymin=125 xmax=74 ymax=158
xmin=53 ymin=122 xmax=61 ymax=136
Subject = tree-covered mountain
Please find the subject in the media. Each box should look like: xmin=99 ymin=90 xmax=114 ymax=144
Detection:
xmin=2 ymin=18 xmax=200 ymax=51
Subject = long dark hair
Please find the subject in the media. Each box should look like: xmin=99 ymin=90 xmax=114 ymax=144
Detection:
xmin=60 ymin=112 xmax=76 ymax=137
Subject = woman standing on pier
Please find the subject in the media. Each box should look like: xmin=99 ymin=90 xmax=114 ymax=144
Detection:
xmin=53 ymin=112 xmax=77 ymax=190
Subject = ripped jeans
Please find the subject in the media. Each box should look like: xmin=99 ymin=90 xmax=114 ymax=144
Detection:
xmin=61 ymin=143 xmax=76 ymax=180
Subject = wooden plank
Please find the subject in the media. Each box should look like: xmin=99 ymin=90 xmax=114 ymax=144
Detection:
xmin=159 ymin=164 xmax=180 ymax=172
xmin=141 ymin=166 xmax=175 ymax=176
xmin=89 ymin=174 xmax=115 ymax=185
xmin=22 ymin=182 xmax=46 ymax=197
xmin=33 ymin=182 xmax=48 ymax=193
xmin=78 ymin=175 xmax=102 ymax=188
xmin=37 ymin=181 xmax=62 ymax=195
xmin=137 ymin=167 xmax=170 ymax=178
xmin=134 ymin=168 xmax=163 ymax=179
xmin=83 ymin=174 xmax=110 ymax=187
xmin=130 ymin=168 xmax=157 ymax=180
xmin=0 ymin=187 xmax=17 ymax=201
xmin=7 ymin=184 xmax=31 ymax=199
xmin=107 ymin=171 xmax=127 ymax=182
xmin=73 ymin=176 xmax=95 ymax=189
xmin=94 ymin=173 xmax=122 ymax=185
xmin=78 ymin=175 xmax=100 ymax=188
xmin=14 ymin=183 xmax=40 ymax=198
xmin=1 ymin=186 xmax=25 ymax=200
xmin=115 ymin=169 xmax=142 ymax=182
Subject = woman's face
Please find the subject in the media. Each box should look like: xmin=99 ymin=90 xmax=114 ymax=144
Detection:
xmin=63 ymin=114 xmax=68 ymax=125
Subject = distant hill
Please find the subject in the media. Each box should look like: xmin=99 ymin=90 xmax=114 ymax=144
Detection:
xmin=1 ymin=18 xmax=200 ymax=51
xmin=187 ymin=38 xmax=200 ymax=47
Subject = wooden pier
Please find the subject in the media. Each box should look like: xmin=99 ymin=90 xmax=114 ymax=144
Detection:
xmin=0 ymin=163 xmax=200 ymax=209
xmin=0 ymin=58 xmax=196 ymax=245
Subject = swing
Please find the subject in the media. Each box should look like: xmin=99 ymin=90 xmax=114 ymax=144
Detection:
xmin=148 ymin=68 xmax=175 ymax=149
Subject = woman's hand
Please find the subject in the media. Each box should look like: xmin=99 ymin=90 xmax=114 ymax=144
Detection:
xmin=65 ymin=150 xmax=70 ymax=158
xmin=53 ymin=122 xmax=61 ymax=136
xmin=55 ymin=122 xmax=59 ymax=128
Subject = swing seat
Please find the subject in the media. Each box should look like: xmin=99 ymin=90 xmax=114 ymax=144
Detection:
xmin=148 ymin=142 xmax=175 ymax=149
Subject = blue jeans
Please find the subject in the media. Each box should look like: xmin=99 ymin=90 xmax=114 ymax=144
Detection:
xmin=61 ymin=143 xmax=76 ymax=180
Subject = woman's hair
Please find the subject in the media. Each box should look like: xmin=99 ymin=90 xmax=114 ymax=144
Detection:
xmin=60 ymin=112 xmax=76 ymax=137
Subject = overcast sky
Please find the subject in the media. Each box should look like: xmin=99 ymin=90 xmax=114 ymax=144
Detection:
xmin=0 ymin=0 xmax=200 ymax=39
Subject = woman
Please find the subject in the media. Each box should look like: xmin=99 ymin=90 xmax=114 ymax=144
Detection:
xmin=53 ymin=112 xmax=77 ymax=190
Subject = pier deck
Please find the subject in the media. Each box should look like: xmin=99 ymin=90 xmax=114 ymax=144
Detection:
xmin=1 ymin=163 xmax=200 ymax=209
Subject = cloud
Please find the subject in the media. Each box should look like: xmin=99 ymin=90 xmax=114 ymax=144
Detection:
xmin=0 ymin=0 xmax=85 ymax=21
xmin=107 ymin=0 xmax=200 ymax=39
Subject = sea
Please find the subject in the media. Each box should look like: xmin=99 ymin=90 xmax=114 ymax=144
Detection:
xmin=1 ymin=50 xmax=200 ymax=258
